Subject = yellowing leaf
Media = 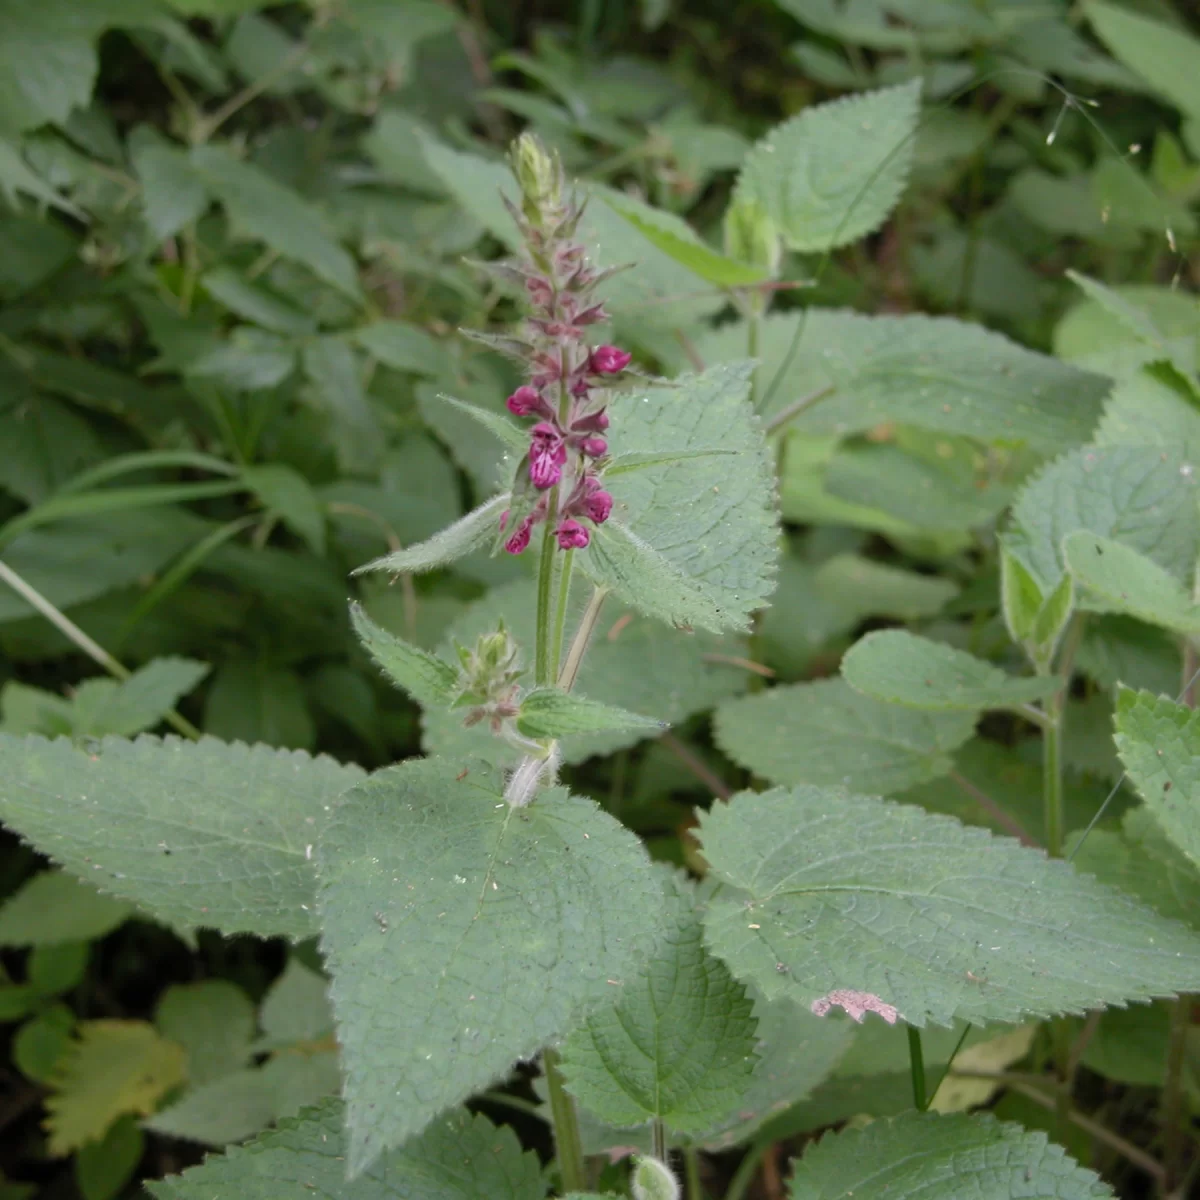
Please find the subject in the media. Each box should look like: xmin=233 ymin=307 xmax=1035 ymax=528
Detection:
xmin=929 ymin=1025 xmax=1036 ymax=1113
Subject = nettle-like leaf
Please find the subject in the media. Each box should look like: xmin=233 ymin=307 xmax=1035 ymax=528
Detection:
xmin=422 ymin=579 xmax=749 ymax=768
xmin=698 ymin=311 xmax=1107 ymax=453
xmin=0 ymin=735 xmax=363 ymax=938
xmin=714 ymin=679 xmax=975 ymax=794
xmin=1093 ymin=365 xmax=1200 ymax=460
xmin=1115 ymin=689 xmax=1200 ymax=869
xmin=155 ymin=980 xmax=255 ymax=1087
xmin=582 ymin=361 xmax=778 ymax=633
xmin=516 ymin=688 xmax=664 ymax=740
xmin=0 ymin=872 xmax=132 ymax=947
xmin=148 ymin=1098 xmax=544 ymax=1200
xmin=349 ymin=603 xmax=459 ymax=707
xmin=698 ymin=785 xmax=1200 ymax=1027
xmin=841 ymin=630 xmax=1060 ymax=712
xmin=315 ymin=757 xmax=661 ymax=1174
xmin=1005 ymin=444 xmax=1200 ymax=594
xmin=787 ymin=1112 xmax=1113 ymax=1200
xmin=734 ymin=81 xmax=921 ymax=252
xmin=561 ymin=873 xmax=757 ymax=1134
xmin=1064 ymin=532 xmax=1200 ymax=635
xmin=354 ymin=493 xmax=508 ymax=576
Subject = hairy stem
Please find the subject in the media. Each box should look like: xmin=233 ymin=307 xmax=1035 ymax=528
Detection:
xmin=652 ymin=1117 xmax=667 ymax=1162
xmin=550 ymin=548 xmax=575 ymax=682
xmin=684 ymin=1146 xmax=704 ymax=1200
xmin=907 ymin=1025 xmax=928 ymax=1110
xmin=557 ymin=586 xmax=607 ymax=693
xmin=542 ymin=1047 xmax=587 ymax=1194
xmin=534 ymin=517 xmax=558 ymax=686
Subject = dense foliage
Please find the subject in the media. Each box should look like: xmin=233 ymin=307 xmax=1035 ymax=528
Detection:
xmin=0 ymin=1 xmax=1199 ymax=1198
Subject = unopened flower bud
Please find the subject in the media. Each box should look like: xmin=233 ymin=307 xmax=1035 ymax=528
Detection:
xmin=581 ymin=436 xmax=608 ymax=458
xmin=507 ymin=386 xmax=542 ymax=417
xmin=723 ymin=197 xmax=782 ymax=279
xmin=504 ymin=517 xmax=533 ymax=555
xmin=511 ymin=133 xmax=562 ymax=224
xmin=583 ymin=487 xmax=613 ymax=524
xmin=556 ymin=519 xmax=590 ymax=550
xmin=590 ymin=345 xmax=632 ymax=375
xmin=632 ymin=1156 xmax=680 ymax=1200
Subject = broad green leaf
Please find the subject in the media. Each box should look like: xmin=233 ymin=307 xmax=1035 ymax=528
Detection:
xmin=353 ymin=493 xmax=508 ymax=576
xmin=0 ymin=138 xmax=81 ymax=216
xmin=715 ymin=679 xmax=975 ymax=794
xmin=259 ymin=959 xmax=332 ymax=1048
xmin=242 ymin=464 xmax=325 ymax=555
xmin=315 ymin=757 xmax=660 ymax=1173
xmin=76 ymin=1116 xmax=143 ymax=1200
xmin=422 ymin=580 xmax=749 ymax=768
xmin=1065 ymin=531 xmax=1200 ymax=634
xmin=1093 ymin=365 xmax=1200 ymax=461
xmin=734 ymin=81 xmax=921 ymax=252
xmin=1115 ymin=689 xmax=1200 ymax=868
xmin=29 ymin=941 xmax=87 ymax=995
xmin=1087 ymin=1 xmax=1200 ymax=121
xmin=350 ymin=603 xmax=459 ymax=708
xmin=155 ymin=980 xmax=255 ymax=1087
xmin=435 ymin=394 xmax=528 ymax=456
xmin=1005 ymin=444 xmax=1200 ymax=594
xmin=202 ymin=266 xmax=315 ymax=336
xmin=787 ymin=1111 xmax=1112 ymax=1199
xmin=1078 ymin=614 xmax=1181 ymax=696
xmin=517 ymin=688 xmax=664 ymax=740
xmin=14 ymin=1004 xmax=73 ymax=1083
xmin=301 ymin=336 xmax=381 ymax=474
xmin=699 ymin=311 xmax=1108 ymax=453
xmin=842 ymin=630 xmax=1060 ymax=712
xmin=0 ymin=872 xmax=131 ymax=947
xmin=0 ymin=735 xmax=363 ymax=938
xmin=816 ymin=554 xmax=958 ymax=620
xmin=586 ymin=361 xmax=778 ymax=633
xmin=698 ymin=784 xmax=1200 ymax=1027
xmin=191 ymin=146 xmax=360 ymax=300
xmin=561 ymin=874 xmax=757 ymax=1133
xmin=350 ymin=321 xmax=445 ymax=377
xmin=999 ymin=545 xmax=1043 ymax=646
xmin=1077 ymin=1002 xmax=1171 ymax=1088
xmin=131 ymin=139 xmax=209 ymax=241
xmin=0 ymin=391 xmax=104 ymax=506
xmin=65 ymin=658 xmax=210 ymax=738
xmin=604 ymin=448 xmax=738 ymax=477
xmin=46 ymin=1020 xmax=186 ymax=1155
xmin=1064 ymin=270 xmax=1165 ymax=348
xmin=148 ymin=1099 xmax=544 ymax=1200
xmin=203 ymin=662 xmax=315 ymax=751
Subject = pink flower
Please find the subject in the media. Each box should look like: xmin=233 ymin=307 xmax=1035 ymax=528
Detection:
xmin=529 ymin=422 xmax=567 ymax=489
xmin=583 ymin=487 xmax=613 ymax=524
xmin=590 ymin=345 xmax=631 ymax=375
xmin=556 ymin=519 xmax=590 ymax=550
xmin=506 ymin=385 xmax=542 ymax=417
xmin=581 ymin=436 xmax=608 ymax=459
xmin=503 ymin=515 xmax=533 ymax=555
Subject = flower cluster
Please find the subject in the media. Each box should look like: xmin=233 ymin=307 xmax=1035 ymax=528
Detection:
xmin=494 ymin=136 xmax=630 ymax=555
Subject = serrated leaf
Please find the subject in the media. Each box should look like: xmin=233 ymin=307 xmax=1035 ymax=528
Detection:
xmin=604 ymin=447 xmax=737 ymax=477
xmin=734 ymin=82 xmax=920 ymax=252
xmin=301 ymin=337 xmax=380 ymax=474
xmin=0 ymin=390 xmax=104 ymax=506
xmin=0 ymin=872 xmax=131 ymax=947
xmin=353 ymin=493 xmax=508 ymax=576
xmin=715 ymin=679 xmax=974 ymax=795
xmin=1000 ymin=545 xmax=1043 ymax=645
xmin=1065 ymin=270 xmax=1164 ymax=348
xmin=1093 ymin=365 xmax=1200 ymax=461
xmin=202 ymin=266 xmax=315 ymax=336
xmin=46 ymin=1020 xmax=186 ymax=1155
xmin=148 ymin=1098 xmax=544 ymax=1200
xmin=1064 ymin=532 xmax=1200 ymax=634
xmin=517 ymin=688 xmax=664 ymax=740
xmin=0 ymin=735 xmax=363 ymax=938
xmin=561 ymin=873 xmax=757 ymax=1133
xmin=436 ymin=393 xmax=528 ymax=455
xmin=130 ymin=139 xmax=209 ymax=241
xmin=841 ymin=630 xmax=1060 ymax=712
xmin=68 ymin=658 xmax=210 ymax=739
xmin=315 ymin=757 xmax=660 ymax=1174
xmin=788 ymin=1112 xmax=1112 ymax=1199
xmin=698 ymin=784 xmax=1200 ymax=1028
xmin=1115 ymin=689 xmax=1200 ymax=868
xmin=583 ymin=361 xmax=778 ymax=633
xmin=349 ymin=602 xmax=459 ymax=707
xmin=14 ymin=1003 xmax=73 ymax=1084
xmin=700 ymin=311 xmax=1107 ymax=453
xmin=242 ymin=464 xmax=325 ymax=555
xmin=155 ymin=981 xmax=255 ymax=1087
xmin=29 ymin=941 xmax=87 ymax=995
xmin=1005 ymin=444 xmax=1200 ymax=594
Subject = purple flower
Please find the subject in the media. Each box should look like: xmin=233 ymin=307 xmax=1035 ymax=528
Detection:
xmin=583 ymin=487 xmax=613 ymax=525
xmin=506 ymin=385 xmax=544 ymax=417
xmin=503 ymin=515 xmax=533 ymax=555
xmin=556 ymin=519 xmax=590 ymax=550
xmin=529 ymin=422 xmax=567 ymax=489
xmin=590 ymin=345 xmax=631 ymax=375
xmin=580 ymin=436 xmax=608 ymax=459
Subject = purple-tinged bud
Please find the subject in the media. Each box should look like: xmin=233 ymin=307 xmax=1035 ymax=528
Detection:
xmin=529 ymin=422 xmax=567 ymax=489
xmin=590 ymin=345 xmax=631 ymax=375
xmin=581 ymin=436 xmax=608 ymax=458
xmin=525 ymin=277 xmax=553 ymax=307
xmin=504 ymin=516 xmax=533 ymax=555
xmin=572 ymin=406 xmax=609 ymax=433
xmin=507 ymin=386 xmax=542 ymax=417
xmin=557 ymin=519 xmax=590 ymax=550
xmin=574 ymin=303 xmax=608 ymax=326
xmin=583 ymin=488 xmax=613 ymax=524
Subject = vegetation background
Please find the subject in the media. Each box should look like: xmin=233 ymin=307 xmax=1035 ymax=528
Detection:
xmin=0 ymin=0 xmax=1197 ymax=1197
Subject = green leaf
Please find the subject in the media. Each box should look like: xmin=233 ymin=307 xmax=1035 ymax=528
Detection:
xmin=436 ymin=393 xmax=528 ymax=456
xmin=841 ymin=630 xmax=1060 ymax=712
xmin=1064 ymin=270 xmax=1166 ymax=349
xmin=315 ymin=756 xmax=660 ymax=1174
xmin=715 ymin=679 xmax=974 ymax=794
xmin=130 ymin=140 xmax=209 ymax=241
xmin=14 ymin=1003 xmax=74 ymax=1083
xmin=354 ymin=493 xmax=508 ymax=577
xmin=1087 ymin=0 xmax=1200 ymax=121
xmin=1005 ymin=444 xmax=1200 ymax=594
xmin=191 ymin=146 xmax=360 ymax=300
xmin=29 ymin=941 xmax=88 ymax=995
xmin=517 ymin=688 xmax=664 ymax=740
xmin=1093 ymin=365 xmax=1200 ymax=462
xmin=0 ymin=872 xmax=131 ymax=947
xmin=46 ymin=1019 xmax=187 ymax=1155
xmin=1030 ymin=570 xmax=1075 ymax=665
xmin=259 ymin=958 xmax=332 ymax=1048
xmin=1064 ymin=531 xmax=1200 ymax=634
xmin=999 ymin=545 xmax=1043 ymax=646
xmin=734 ymin=81 xmax=921 ymax=252
xmin=698 ymin=784 xmax=1200 ymax=1027
xmin=349 ymin=602 xmax=460 ymax=707
xmin=148 ymin=1098 xmax=545 ymax=1200
xmin=0 ymin=390 xmax=105 ymax=506
xmin=561 ymin=873 xmax=757 ymax=1133
xmin=72 ymin=657 xmax=210 ymax=737
xmin=585 ymin=361 xmax=779 ymax=633
xmin=787 ymin=1111 xmax=1112 ymax=1199
xmin=0 ymin=735 xmax=363 ymax=938
xmin=700 ymin=311 xmax=1108 ymax=453
xmin=0 ymin=138 xmax=81 ymax=216
xmin=202 ymin=266 xmax=315 ymax=336
xmin=76 ymin=1116 xmax=143 ymax=1200
xmin=155 ymin=981 xmax=255 ymax=1086
xmin=350 ymin=321 xmax=445 ymax=377
xmin=301 ymin=337 xmax=380 ymax=475
xmin=242 ymin=464 xmax=326 ymax=555
xmin=203 ymin=662 xmax=315 ymax=751
xmin=1115 ymin=689 xmax=1200 ymax=869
